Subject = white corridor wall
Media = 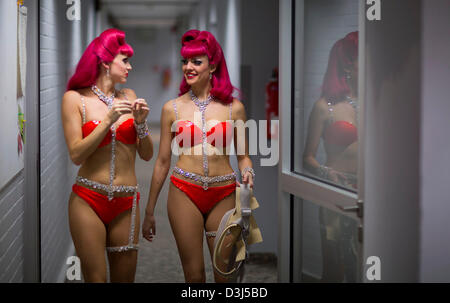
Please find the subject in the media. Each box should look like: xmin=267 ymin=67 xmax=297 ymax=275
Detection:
xmin=40 ymin=0 xmax=95 ymax=282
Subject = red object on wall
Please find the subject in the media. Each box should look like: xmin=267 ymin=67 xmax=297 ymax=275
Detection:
xmin=265 ymin=68 xmax=279 ymax=140
xmin=162 ymin=67 xmax=172 ymax=89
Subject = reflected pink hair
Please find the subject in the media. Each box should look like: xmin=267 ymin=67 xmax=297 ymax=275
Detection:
xmin=66 ymin=28 xmax=134 ymax=91
xmin=321 ymin=31 xmax=358 ymax=103
xmin=179 ymin=29 xmax=236 ymax=104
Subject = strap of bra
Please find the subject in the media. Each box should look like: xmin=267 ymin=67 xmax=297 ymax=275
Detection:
xmin=229 ymin=101 xmax=233 ymax=121
xmin=172 ymin=99 xmax=178 ymax=120
xmin=81 ymin=96 xmax=86 ymax=124
xmin=326 ymin=100 xmax=334 ymax=122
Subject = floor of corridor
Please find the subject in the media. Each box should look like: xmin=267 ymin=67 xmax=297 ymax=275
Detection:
xmin=130 ymin=125 xmax=276 ymax=282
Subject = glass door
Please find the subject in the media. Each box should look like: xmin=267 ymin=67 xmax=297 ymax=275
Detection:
xmin=278 ymin=0 xmax=365 ymax=282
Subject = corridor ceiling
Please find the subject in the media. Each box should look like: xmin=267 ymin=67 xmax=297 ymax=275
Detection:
xmin=100 ymin=0 xmax=199 ymax=28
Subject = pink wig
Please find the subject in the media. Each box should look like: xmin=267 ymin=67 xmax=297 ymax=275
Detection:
xmin=321 ymin=31 xmax=358 ymax=103
xmin=66 ymin=28 xmax=134 ymax=91
xmin=179 ymin=29 xmax=236 ymax=104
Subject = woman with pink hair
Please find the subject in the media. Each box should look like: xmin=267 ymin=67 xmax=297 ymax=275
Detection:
xmin=61 ymin=28 xmax=153 ymax=282
xmin=303 ymin=31 xmax=359 ymax=189
xmin=142 ymin=29 xmax=254 ymax=282
xmin=303 ymin=31 xmax=359 ymax=282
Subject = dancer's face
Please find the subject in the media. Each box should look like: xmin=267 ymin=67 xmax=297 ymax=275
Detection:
xmin=181 ymin=55 xmax=214 ymax=87
xmin=344 ymin=58 xmax=358 ymax=93
xmin=109 ymin=54 xmax=132 ymax=84
xmin=349 ymin=59 xmax=358 ymax=80
xmin=348 ymin=59 xmax=358 ymax=93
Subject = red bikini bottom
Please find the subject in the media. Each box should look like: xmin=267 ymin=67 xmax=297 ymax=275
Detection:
xmin=170 ymin=175 xmax=236 ymax=215
xmin=72 ymin=184 xmax=140 ymax=225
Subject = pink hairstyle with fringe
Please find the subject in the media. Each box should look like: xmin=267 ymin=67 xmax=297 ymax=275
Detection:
xmin=179 ymin=29 xmax=236 ymax=104
xmin=321 ymin=31 xmax=358 ymax=103
xmin=66 ymin=28 xmax=134 ymax=91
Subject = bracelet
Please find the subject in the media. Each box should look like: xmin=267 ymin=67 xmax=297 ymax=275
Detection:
xmin=241 ymin=167 xmax=255 ymax=180
xmin=317 ymin=165 xmax=331 ymax=179
xmin=134 ymin=121 xmax=149 ymax=139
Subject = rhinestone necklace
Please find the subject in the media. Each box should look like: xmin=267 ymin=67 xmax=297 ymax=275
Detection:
xmin=91 ymin=85 xmax=115 ymax=109
xmin=190 ymin=89 xmax=212 ymax=111
xmin=346 ymin=96 xmax=359 ymax=124
xmin=91 ymin=84 xmax=117 ymax=200
xmin=346 ymin=96 xmax=358 ymax=110
xmin=189 ymin=89 xmax=213 ymax=190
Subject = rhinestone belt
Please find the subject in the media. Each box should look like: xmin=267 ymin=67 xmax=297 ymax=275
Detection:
xmin=76 ymin=176 xmax=138 ymax=195
xmin=173 ymin=166 xmax=236 ymax=190
xmin=75 ymin=176 xmax=139 ymax=253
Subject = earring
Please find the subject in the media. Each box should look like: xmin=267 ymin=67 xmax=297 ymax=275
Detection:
xmin=209 ymin=73 xmax=212 ymax=80
xmin=107 ymin=69 xmax=110 ymax=78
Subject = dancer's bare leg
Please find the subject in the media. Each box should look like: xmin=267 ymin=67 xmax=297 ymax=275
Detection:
xmin=69 ymin=192 xmax=107 ymax=282
xmin=168 ymin=183 xmax=206 ymax=282
xmin=107 ymin=203 xmax=140 ymax=283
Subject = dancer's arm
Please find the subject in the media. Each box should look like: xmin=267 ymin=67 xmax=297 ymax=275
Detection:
xmin=303 ymin=98 xmax=347 ymax=183
xmin=142 ymin=101 xmax=174 ymax=242
xmin=303 ymin=98 xmax=327 ymax=175
xmin=61 ymin=90 xmax=132 ymax=165
xmin=233 ymin=99 xmax=254 ymax=188
xmin=121 ymin=88 xmax=153 ymax=161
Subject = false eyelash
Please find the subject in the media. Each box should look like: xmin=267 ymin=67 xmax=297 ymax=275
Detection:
xmin=180 ymin=58 xmax=203 ymax=65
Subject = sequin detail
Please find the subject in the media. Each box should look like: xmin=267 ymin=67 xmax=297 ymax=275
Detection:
xmin=173 ymin=166 xmax=236 ymax=190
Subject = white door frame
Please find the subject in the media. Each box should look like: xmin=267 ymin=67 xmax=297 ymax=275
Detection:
xmin=23 ymin=0 xmax=41 ymax=282
xmin=278 ymin=0 xmax=366 ymax=282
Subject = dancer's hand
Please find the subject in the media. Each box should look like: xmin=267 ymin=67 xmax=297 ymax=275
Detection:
xmin=132 ymin=98 xmax=150 ymax=124
xmin=142 ymin=214 xmax=156 ymax=242
xmin=106 ymin=99 xmax=133 ymax=124
xmin=328 ymin=169 xmax=348 ymax=185
xmin=238 ymin=171 xmax=254 ymax=188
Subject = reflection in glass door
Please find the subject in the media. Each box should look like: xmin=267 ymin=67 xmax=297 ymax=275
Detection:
xmin=294 ymin=198 xmax=361 ymax=282
xmin=294 ymin=0 xmax=360 ymax=192
xmin=278 ymin=0 xmax=364 ymax=282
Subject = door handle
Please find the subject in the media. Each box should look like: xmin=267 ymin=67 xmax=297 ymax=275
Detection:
xmin=337 ymin=199 xmax=363 ymax=218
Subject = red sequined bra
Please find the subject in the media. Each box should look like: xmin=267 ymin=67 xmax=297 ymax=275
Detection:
xmin=174 ymin=120 xmax=233 ymax=148
xmin=82 ymin=118 xmax=137 ymax=148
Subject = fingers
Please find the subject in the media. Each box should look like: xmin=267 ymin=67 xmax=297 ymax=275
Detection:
xmin=117 ymin=108 xmax=133 ymax=114
xmin=133 ymin=101 xmax=140 ymax=111
xmin=142 ymin=229 xmax=155 ymax=242
xmin=107 ymin=99 xmax=137 ymax=122
xmin=241 ymin=173 xmax=254 ymax=188
xmin=135 ymin=106 xmax=150 ymax=114
xmin=242 ymin=173 xmax=248 ymax=183
xmin=248 ymin=177 xmax=254 ymax=188
xmin=113 ymin=100 xmax=133 ymax=115
xmin=143 ymin=235 xmax=153 ymax=242
xmin=133 ymin=99 xmax=150 ymax=112
xmin=132 ymin=99 xmax=150 ymax=123
xmin=134 ymin=98 xmax=147 ymax=105
xmin=144 ymin=234 xmax=154 ymax=242
xmin=133 ymin=99 xmax=147 ymax=109
xmin=142 ymin=219 xmax=156 ymax=242
xmin=115 ymin=100 xmax=133 ymax=108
